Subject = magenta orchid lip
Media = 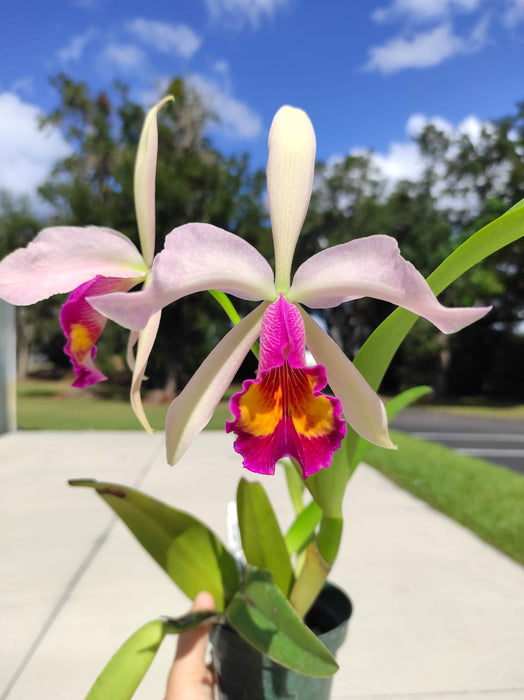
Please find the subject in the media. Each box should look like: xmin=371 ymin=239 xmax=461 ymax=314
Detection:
xmin=226 ymin=295 xmax=346 ymax=479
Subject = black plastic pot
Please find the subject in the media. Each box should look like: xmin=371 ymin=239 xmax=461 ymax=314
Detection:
xmin=210 ymin=583 xmax=352 ymax=700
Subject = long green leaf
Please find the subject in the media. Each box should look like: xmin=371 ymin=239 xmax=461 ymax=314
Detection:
xmin=281 ymin=457 xmax=306 ymax=514
xmin=85 ymin=619 xmax=167 ymax=700
xmin=85 ymin=611 xmax=218 ymax=700
xmin=350 ymin=385 xmax=433 ymax=469
xmin=285 ymin=500 xmax=322 ymax=555
xmin=237 ymin=478 xmax=294 ymax=596
xmin=69 ymin=479 xmax=239 ymax=610
xmin=305 ymin=430 xmax=354 ymax=518
xmin=226 ymin=568 xmax=338 ymax=677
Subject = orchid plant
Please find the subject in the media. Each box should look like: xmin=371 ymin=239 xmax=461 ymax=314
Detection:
xmin=2 ymin=97 xmax=524 ymax=698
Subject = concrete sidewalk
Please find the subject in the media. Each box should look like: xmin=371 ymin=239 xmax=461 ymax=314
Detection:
xmin=1 ymin=431 xmax=523 ymax=700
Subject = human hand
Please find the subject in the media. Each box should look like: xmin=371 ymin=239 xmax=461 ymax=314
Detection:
xmin=164 ymin=591 xmax=216 ymax=700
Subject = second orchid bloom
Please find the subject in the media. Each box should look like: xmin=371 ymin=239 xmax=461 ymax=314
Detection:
xmin=92 ymin=105 xmax=490 ymax=478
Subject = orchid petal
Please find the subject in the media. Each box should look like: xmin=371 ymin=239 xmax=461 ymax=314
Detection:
xmin=300 ymin=308 xmax=395 ymax=450
xmin=0 ymin=227 xmax=147 ymax=305
xmin=268 ymin=106 xmax=316 ymax=293
xmin=60 ymin=276 xmax=136 ymax=388
xmin=90 ymin=223 xmax=276 ymax=330
xmin=135 ymin=96 xmax=174 ymax=267
xmin=227 ymin=296 xmax=346 ymax=478
xmin=126 ymin=330 xmax=140 ymax=372
xmin=290 ymin=235 xmax=491 ymax=334
xmin=129 ymin=311 xmax=162 ymax=433
xmin=165 ymin=303 xmax=268 ymax=466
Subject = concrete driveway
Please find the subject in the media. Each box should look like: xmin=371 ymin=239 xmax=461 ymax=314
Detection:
xmin=1 ymin=430 xmax=524 ymax=700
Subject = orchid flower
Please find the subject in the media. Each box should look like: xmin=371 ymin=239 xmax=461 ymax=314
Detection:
xmin=0 ymin=96 xmax=173 ymax=431
xmin=91 ymin=106 xmax=490 ymax=478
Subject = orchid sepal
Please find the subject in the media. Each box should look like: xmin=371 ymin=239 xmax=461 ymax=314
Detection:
xmin=89 ymin=223 xmax=277 ymax=330
xmin=166 ymin=303 xmax=268 ymax=466
xmin=134 ymin=95 xmax=174 ymax=267
xmin=267 ymin=107 xmax=316 ymax=293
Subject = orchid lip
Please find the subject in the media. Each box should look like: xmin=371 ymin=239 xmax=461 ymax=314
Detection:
xmin=226 ymin=295 xmax=346 ymax=479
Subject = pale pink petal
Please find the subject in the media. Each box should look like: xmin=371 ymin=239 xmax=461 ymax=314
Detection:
xmin=267 ymin=106 xmax=316 ymax=292
xmin=134 ymin=96 xmax=173 ymax=267
xmin=290 ymin=235 xmax=491 ymax=334
xmin=129 ymin=311 xmax=162 ymax=433
xmin=300 ymin=308 xmax=395 ymax=450
xmin=90 ymin=223 xmax=276 ymax=330
xmin=165 ymin=303 xmax=267 ymax=466
xmin=0 ymin=227 xmax=146 ymax=305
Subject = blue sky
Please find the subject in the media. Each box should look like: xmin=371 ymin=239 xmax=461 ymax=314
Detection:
xmin=1 ymin=0 xmax=524 ymax=204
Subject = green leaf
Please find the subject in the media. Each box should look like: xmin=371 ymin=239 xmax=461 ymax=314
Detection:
xmin=236 ymin=478 xmax=294 ymax=596
xmin=350 ymin=385 xmax=432 ymax=469
xmin=281 ymin=458 xmax=305 ymax=514
xmin=305 ymin=430 xmax=354 ymax=519
xmin=85 ymin=612 xmax=219 ymax=700
xmin=226 ymin=568 xmax=338 ymax=677
xmin=69 ymin=479 xmax=239 ymax=610
xmin=385 ymin=385 xmax=433 ymax=421
xmin=289 ymin=542 xmax=331 ymax=619
xmin=85 ymin=619 xmax=168 ymax=700
xmin=285 ymin=500 xmax=322 ymax=555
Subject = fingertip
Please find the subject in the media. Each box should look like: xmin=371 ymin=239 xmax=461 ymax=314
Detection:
xmin=192 ymin=591 xmax=216 ymax=611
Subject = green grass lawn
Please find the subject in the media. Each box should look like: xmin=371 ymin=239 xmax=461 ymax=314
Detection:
xmin=14 ymin=378 xmax=524 ymax=566
xmin=365 ymin=430 xmax=524 ymax=566
xmin=16 ymin=378 xmax=231 ymax=430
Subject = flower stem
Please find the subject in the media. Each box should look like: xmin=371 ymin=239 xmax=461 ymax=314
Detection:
xmin=208 ymin=290 xmax=259 ymax=358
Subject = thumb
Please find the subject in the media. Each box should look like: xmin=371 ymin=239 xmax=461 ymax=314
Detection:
xmin=164 ymin=591 xmax=216 ymax=700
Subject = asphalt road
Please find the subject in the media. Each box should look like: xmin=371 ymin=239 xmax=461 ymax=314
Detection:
xmin=390 ymin=407 xmax=524 ymax=476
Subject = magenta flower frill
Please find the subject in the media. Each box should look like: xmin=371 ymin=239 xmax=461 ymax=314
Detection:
xmin=227 ymin=295 xmax=346 ymax=478
xmin=0 ymin=96 xmax=173 ymax=430
xmin=89 ymin=105 xmax=491 ymax=477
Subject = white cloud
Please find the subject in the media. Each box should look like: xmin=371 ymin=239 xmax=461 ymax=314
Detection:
xmin=102 ymin=43 xmax=145 ymax=71
xmin=364 ymin=19 xmax=488 ymax=73
xmin=58 ymin=28 xmax=97 ymax=62
xmin=504 ymin=0 xmax=524 ymax=25
xmin=367 ymin=141 xmax=426 ymax=182
xmin=204 ymin=0 xmax=290 ymax=29
xmin=0 ymin=93 xmax=70 ymax=200
xmin=350 ymin=112 xmax=505 ymax=213
xmin=406 ymin=112 xmax=485 ymax=144
xmin=188 ymin=75 xmax=262 ymax=139
xmin=373 ymin=0 xmax=481 ymax=23
xmin=127 ymin=19 xmax=201 ymax=59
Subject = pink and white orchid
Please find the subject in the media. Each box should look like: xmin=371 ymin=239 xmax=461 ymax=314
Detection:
xmin=91 ymin=106 xmax=491 ymax=478
xmin=0 ymin=96 xmax=173 ymax=431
